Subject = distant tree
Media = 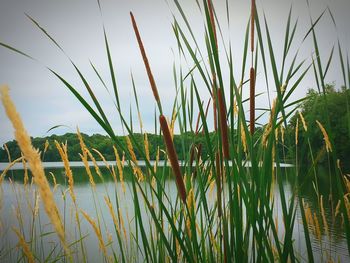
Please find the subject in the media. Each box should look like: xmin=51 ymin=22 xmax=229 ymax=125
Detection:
xmin=289 ymin=84 xmax=350 ymax=167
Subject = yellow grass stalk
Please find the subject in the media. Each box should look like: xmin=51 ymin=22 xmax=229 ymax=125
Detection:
xmin=118 ymin=208 xmax=127 ymax=241
xmin=313 ymin=212 xmax=321 ymax=240
xmin=316 ymin=120 xmax=332 ymax=152
xmin=320 ymin=195 xmax=329 ymax=238
xmin=187 ymin=188 xmax=195 ymax=211
xmin=55 ymin=141 xmax=76 ymax=203
xmin=159 ymin=115 xmax=187 ymax=203
xmin=92 ymin=148 xmax=110 ymax=169
xmin=241 ymin=123 xmax=248 ymax=154
xmin=49 ymin=172 xmax=58 ymax=191
xmin=113 ymin=146 xmax=125 ymax=193
xmin=21 ymin=155 xmax=29 ymax=186
xmin=295 ymin=119 xmax=299 ymax=146
xmin=298 ymin=111 xmax=308 ymax=132
xmin=12 ymin=227 xmax=35 ymax=263
xmin=144 ymin=133 xmax=150 ymax=162
xmin=104 ymin=196 xmax=121 ymax=236
xmin=79 ymin=153 xmax=96 ymax=188
xmin=0 ymin=156 xmax=24 ymax=185
xmin=86 ymin=148 xmax=103 ymax=180
xmin=126 ymin=136 xmax=144 ymax=182
xmin=154 ymin=146 xmax=160 ymax=174
xmin=335 ymin=200 xmax=341 ymax=218
xmin=33 ymin=193 xmax=40 ymax=217
xmin=81 ymin=210 xmax=107 ymax=257
xmin=0 ymin=87 xmax=66 ymax=248
xmin=3 ymin=143 xmax=11 ymax=162
xmin=280 ymin=124 xmax=285 ymax=144
xmin=44 ymin=139 xmax=49 ymax=153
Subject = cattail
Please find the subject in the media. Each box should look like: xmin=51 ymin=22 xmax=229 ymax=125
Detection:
xmin=113 ymin=146 xmax=125 ymax=193
xmin=159 ymin=115 xmax=186 ymax=203
xmin=12 ymin=227 xmax=35 ymax=263
xmin=130 ymin=12 xmax=161 ymax=110
xmin=250 ymin=67 xmax=255 ymax=135
xmin=0 ymin=87 xmax=66 ymax=250
xmin=217 ymin=88 xmax=230 ymax=159
xmin=251 ymin=0 xmax=255 ymax=52
xmin=81 ymin=210 xmax=107 ymax=256
xmin=316 ymin=120 xmax=332 ymax=152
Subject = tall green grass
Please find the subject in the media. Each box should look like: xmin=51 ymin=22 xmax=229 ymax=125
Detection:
xmin=1 ymin=0 xmax=350 ymax=262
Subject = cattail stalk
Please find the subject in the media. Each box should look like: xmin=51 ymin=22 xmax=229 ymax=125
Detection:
xmin=250 ymin=67 xmax=256 ymax=135
xmin=217 ymin=88 xmax=230 ymax=159
xmin=251 ymin=0 xmax=255 ymax=53
xmin=159 ymin=115 xmax=186 ymax=203
xmin=130 ymin=12 xmax=162 ymax=114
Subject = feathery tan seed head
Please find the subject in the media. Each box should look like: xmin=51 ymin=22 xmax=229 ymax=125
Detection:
xmin=316 ymin=120 xmax=332 ymax=152
xmin=1 ymin=86 xmax=66 ymax=250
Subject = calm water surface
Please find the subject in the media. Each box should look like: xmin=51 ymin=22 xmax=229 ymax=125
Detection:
xmin=0 ymin=163 xmax=348 ymax=262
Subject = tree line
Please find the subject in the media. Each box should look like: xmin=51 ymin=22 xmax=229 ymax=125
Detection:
xmin=1 ymin=86 xmax=349 ymax=168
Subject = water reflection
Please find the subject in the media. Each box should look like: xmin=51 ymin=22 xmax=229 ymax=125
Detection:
xmin=1 ymin=165 xmax=349 ymax=262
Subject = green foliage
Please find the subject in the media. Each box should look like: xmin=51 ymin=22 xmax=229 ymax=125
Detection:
xmin=0 ymin=132 xmax=213 ymax=162
xmin=289 ymin=84 xmax=350 ymax=166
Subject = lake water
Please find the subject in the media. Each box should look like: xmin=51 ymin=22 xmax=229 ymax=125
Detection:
xmin=0 ymin=162 xmax=349 ymax=262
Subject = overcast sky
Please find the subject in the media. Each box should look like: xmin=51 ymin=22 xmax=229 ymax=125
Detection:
xmin=0 ymin=0 xmax=349 ymax=145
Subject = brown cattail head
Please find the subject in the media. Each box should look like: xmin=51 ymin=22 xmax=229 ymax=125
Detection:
xmin=130 ymin=12 xmax=161 ymax=105
xmin=159 ymin=115 xmax=186 ymax=203
xmin=250 ymin=67 xmax=255 ymax=135
xmin=217 ymin=88 xmax=230 ymax=159
xmin=251 ymin=0 xmax=255 ymax=53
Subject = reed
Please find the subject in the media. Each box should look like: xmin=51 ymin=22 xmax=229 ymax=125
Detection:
xmin=0 ymin=0 xmax=349 ymax=261
xmin=0 ymin=86 xmax=67 ymax=251
xmin=159 ymin=114 xmax=186 ymax=203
